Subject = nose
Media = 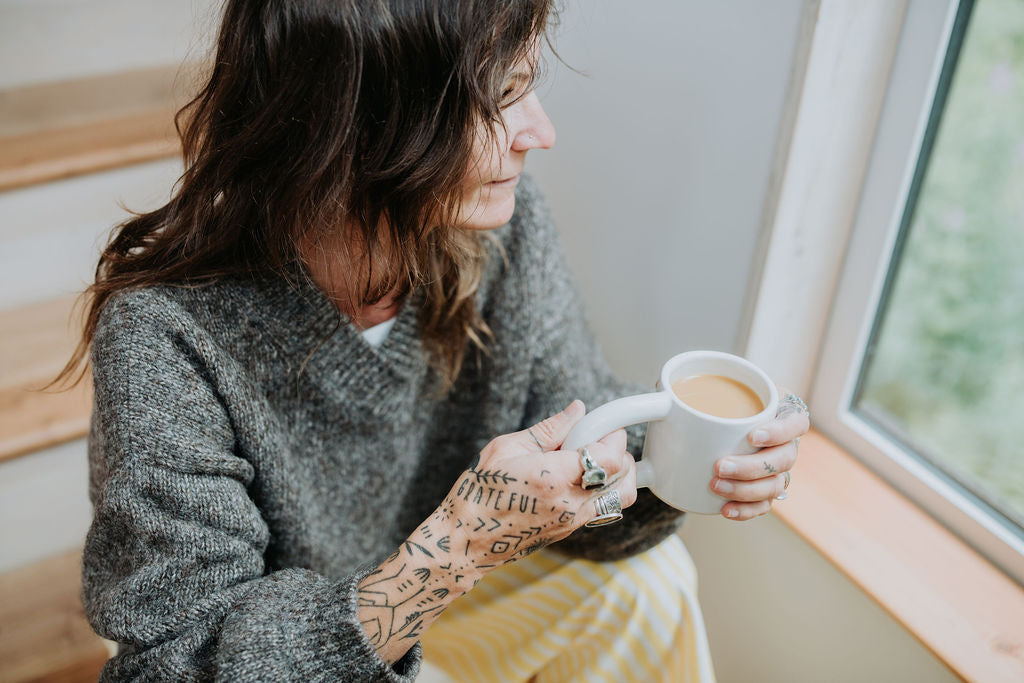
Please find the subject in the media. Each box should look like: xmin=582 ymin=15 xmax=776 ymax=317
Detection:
xmin=509 ymin=92 xmax=556 ymax=152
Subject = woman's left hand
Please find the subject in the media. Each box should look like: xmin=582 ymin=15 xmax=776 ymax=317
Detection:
xmin=710 ymin=390 xmax=810 ymax=521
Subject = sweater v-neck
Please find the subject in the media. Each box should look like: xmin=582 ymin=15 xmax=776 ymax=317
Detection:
xmin=240 ymin=271 xmax=430 ymax=397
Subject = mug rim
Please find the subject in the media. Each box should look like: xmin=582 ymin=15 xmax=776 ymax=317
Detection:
xmin=659 ymin=350 xmax=778 ymax=424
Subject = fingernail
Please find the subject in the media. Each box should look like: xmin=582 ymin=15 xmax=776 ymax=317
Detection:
xmin=564 ymin=400 xmax=583 ymax=416
xmin=726 ymin=508 xmax=739 ymax=518
xmin=752 ymin=429 xmax=770 ymax=445
xmin=714 ymin=479 xmax=734 ymax=494
xmin=718 ymin=460 xmax=737 ymax=476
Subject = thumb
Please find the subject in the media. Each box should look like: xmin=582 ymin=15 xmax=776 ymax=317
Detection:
xmin=524 ymin=400 xmax=585 ymax=452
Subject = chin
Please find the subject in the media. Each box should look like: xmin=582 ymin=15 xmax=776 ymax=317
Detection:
xmin=459 ymin=197 xmax=517 ymax=231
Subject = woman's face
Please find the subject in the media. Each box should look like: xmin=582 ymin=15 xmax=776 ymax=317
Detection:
xmin=455 ymin=58 xmax=556 ymax=231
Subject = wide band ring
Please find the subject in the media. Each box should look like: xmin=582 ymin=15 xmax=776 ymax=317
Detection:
xmin=585 ymin=490 xmax=624 ymax=527
xmin=781 ymin=393 xmax=810 ymax=420
xmin=578 ymin=447 xmax=608 ymax=490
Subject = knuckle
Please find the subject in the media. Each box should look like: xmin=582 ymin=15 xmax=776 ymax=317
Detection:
xmin=533 ymin=419 xmax=559 ymax=442
xmin=494 ymin=433 xmax=517 ymax=451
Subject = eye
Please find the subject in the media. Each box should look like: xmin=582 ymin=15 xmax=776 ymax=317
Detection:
xmin=499 ymin=74 xmax=531 ymax=107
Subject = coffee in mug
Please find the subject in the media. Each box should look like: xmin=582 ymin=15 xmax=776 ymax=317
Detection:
xmin=670 ymin=374 xmax=764 ymax=419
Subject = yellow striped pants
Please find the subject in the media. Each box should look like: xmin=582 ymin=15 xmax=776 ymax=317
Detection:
xmin=420 ymin=534 xmax=715 ymax=682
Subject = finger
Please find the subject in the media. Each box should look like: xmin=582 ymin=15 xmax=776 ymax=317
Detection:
xmin=576 ymin=457 xmax=638 ymax=529
xmin=568 ymin=439 xmax=630 ymax=487
xmin=610 ymin=452 xmax=638 ymax=508
xmin=523 ymin=400 xmax=586 ymax=451
xmin=715 ymin=442 xmax=797 ymax=480
xmin=710 ymin=471 xmax=788 ymax=502
xmin=748 ymin=390 xmax=810 ymax=448
xmin=597 ymin=428 xmax=627 ymax=454
xmin=540 ymin=438 xmax=630 ymax=494
xmin=720 ymin=499 xmax=773 ymax=521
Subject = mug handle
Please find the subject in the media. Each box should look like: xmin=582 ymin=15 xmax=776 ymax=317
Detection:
xmin=563 ymin=392 xmax=673 ymax=490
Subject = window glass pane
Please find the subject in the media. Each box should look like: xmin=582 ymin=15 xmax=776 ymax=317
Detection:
xmin=856 ymin=0 xmax=1024 ymax=528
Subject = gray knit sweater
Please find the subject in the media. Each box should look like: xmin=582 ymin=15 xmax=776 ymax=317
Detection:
xmin=83 ymin=176 xmax=684 ymax=681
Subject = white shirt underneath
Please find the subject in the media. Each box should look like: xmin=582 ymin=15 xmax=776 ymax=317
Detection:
xmin=359 ymin=317 xmax=397 ymax=348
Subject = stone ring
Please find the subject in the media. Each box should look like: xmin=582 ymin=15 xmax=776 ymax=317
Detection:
xmin=578 ymin=447 xmax=607 ymax=490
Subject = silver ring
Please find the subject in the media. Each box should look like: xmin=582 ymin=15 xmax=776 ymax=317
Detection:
xmin=781 ymin=393 xmax=810 ymax=420
xmin=585 ymin=490 xmax=623 ymax=527
xmin=578 ymin=447 xmax=607 ymax=490
xmin=776 ymin=471 xmax=791 ymax=500
xmin=527 ymin=428 xmax=544 ymax=451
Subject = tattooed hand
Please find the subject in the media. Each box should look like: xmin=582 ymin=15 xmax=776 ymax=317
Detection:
xmin=357 ymin=400 xmax=638 ymax=664
xmin=439 ymin=399 xmax=637 ymax=569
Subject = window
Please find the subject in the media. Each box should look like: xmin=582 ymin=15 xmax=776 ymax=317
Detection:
xmin=812 ymin=0 xmax=1024 ymax=584
xmin=856 ymin=0 xmax=1024 ymax=532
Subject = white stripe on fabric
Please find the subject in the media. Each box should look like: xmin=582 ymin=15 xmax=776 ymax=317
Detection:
xmin=550 ymin=560 xmax=667 ymax=677
xmin=557 ymin=562 xmax=665 ymax=683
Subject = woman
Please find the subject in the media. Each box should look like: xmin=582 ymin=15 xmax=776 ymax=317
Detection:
xmin=70 ymin=1 xmax=808 ymax=680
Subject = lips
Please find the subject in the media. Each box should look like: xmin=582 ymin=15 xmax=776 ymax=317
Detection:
xmin=488 ymin=173 xmax=521 ymax=187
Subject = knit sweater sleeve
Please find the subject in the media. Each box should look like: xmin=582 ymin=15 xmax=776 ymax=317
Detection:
xmin=513 ymin=178 xmax=685 ymax=561
xmin=83 ymin=291 xmax=419 ymax=682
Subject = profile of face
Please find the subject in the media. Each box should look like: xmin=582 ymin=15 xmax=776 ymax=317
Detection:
xmin=455 ymin=57 xmax=557 ymax=231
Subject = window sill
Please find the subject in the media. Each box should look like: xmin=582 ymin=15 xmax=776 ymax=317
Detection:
xmin=775 ymin=430 xmax=1024 ymax=681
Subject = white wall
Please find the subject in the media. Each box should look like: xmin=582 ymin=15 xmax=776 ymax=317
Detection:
xmin=0 ymin=1 xmax=957 ymax=680
xmin=530 ymin=0 xmax=802 ymax=383
xmin=0 ymin=0 xmax=217 ymax=89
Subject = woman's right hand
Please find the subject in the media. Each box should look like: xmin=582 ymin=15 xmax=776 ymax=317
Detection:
xmin=433 ymin=399 xmax=638 ymax=574
xmin=357 ymin=400 xmax=635 ymax=663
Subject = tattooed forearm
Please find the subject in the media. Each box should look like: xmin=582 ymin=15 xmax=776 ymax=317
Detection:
xmin=357 ymin=524 xmax=476 ymax=663
xmin=357 ymin=463 xmax=581 ymax=664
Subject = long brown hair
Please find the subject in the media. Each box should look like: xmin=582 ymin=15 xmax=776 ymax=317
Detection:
xmin=59 ymin=0 xmax=555 ymax=388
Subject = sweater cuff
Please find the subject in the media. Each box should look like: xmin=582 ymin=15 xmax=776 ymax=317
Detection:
xmin=283 ymin=567 xmax=423 ymax=682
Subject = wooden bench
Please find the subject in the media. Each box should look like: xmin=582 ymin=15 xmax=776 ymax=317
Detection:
xmin=0 ymin=66 xmax=187 ymax=193
xmin=0 ymin=65 xmax=185 ymax=682
xmin=0 ymin=297 xmax=91 ymax=464
xmin=0 ymin=550 xmax=111 ymax=682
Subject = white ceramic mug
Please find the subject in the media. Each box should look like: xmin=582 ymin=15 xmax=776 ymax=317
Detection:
xmin=563 ymin=350 xmax=779 ymax=514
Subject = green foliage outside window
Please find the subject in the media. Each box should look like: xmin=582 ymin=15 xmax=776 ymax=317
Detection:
xmin=859 ymin=0 xmax=1024 ymax=526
